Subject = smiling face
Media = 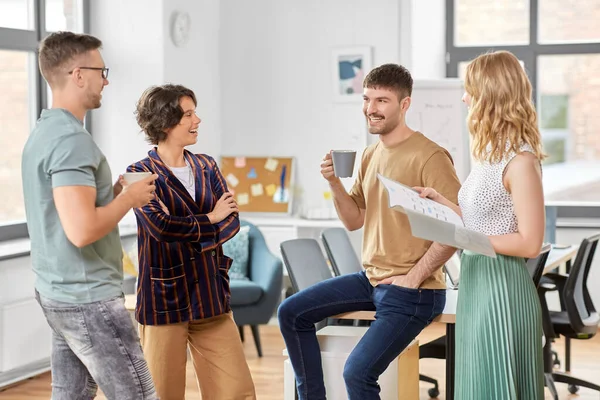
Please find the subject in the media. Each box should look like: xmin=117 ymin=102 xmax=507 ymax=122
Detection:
xmin=80 ymin=49 xmax=109 ymax=109
xmin=164 ymin=96 xmax=201 ymax=147
xmin=362 ymin=86 xmax=410 ymax=136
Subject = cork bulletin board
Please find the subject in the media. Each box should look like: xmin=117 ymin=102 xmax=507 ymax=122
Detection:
xmin=219 ymin=156 xmax=295 ymax=214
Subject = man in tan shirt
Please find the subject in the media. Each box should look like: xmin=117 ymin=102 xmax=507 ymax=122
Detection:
xmin=278 ymin=63 xmax=461 ymax=399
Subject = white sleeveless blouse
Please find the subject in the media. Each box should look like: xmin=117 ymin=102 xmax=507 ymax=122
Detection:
xmin=458 ymin=143 xmax=536 ymax=236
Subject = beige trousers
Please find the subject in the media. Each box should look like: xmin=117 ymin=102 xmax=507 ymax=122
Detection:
xmin=139 ymin=312 xmax=256 ymax=400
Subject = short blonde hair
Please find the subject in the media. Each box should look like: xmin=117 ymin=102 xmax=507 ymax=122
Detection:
xmin=465 ymin=50 xmax=544 ymax=163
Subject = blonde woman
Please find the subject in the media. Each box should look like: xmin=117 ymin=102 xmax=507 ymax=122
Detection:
xmin=415 ymin=51 xmax=545 ymax=399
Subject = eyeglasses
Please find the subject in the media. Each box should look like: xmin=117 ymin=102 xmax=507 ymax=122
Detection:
xmin=68 ymin=67 xmax=109 ymax=79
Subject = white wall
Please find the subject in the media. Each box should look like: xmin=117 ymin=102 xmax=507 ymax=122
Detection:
xmin=90 ymin=0 xmax=222 ymax=175
xmin=163 ymin=0 xmax=222 ymax=158
xmin=219 ymin=0 xmax=402 ymax=213
xmin=89 ymin=0 xmax=164 ymax=176
xmin=89 ymin=0 xmax=447 ymax=212
xmin=410 ymin=0 xmax=446 ymax=79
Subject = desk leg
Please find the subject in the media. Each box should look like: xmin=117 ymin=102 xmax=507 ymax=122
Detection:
xmin=545 ymin=205 xmax=557 ymax=244
xmin=445 ymin=323 xmax=455 ymax=400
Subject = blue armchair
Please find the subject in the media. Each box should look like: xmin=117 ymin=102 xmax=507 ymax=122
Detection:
xmin=230 ymin=220 xmax=283 ymax=357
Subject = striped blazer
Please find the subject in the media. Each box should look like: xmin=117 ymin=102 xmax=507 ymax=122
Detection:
xmin=126 ymin=149 xmax=240 ymax=325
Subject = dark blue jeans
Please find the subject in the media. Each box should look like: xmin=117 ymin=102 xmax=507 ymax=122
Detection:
xmin=278 ymin=271 xmax=446 ymax=400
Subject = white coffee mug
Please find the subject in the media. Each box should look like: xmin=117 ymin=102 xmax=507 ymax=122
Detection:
xmin=122 ymin=172 xmax=152 ymax=185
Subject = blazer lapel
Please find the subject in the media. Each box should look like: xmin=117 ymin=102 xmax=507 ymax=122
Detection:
xmin=183 ymin=150 xmax=209 ymax=209
xmin=148 ymin=148 xmax=203 ymax=214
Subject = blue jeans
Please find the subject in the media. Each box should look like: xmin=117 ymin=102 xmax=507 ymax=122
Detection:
xmin=36 ymin=291 xmax=157 ymax=400
xmin=278 ymin=271 xmax=446 ymax=400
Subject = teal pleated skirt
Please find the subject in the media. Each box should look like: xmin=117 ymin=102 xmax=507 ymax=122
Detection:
xmin=455 ymin=251 xmax=544 ymax=400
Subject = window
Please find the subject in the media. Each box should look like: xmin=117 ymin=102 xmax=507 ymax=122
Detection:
xmin=447 ymin=0 xmax=600 ymax=168
xmin=454 ymin=0 xmax=530 ymax=46
xmin=538 ymin=54 xmax=600 ymax=164
xmin=539 ymin=94 xmax=568 ymax=164
xmin=45 ymin=0 xmax=84 ymax=33
xmin=538 ymin=0 xmax=600 ymax=44
xmin=0 ymin=0 xmax=88 ymax=241
xmin=0 ymin=0 xmax=35 ymax=30
xmin=0 ymin=50 xmax=35 ymax=229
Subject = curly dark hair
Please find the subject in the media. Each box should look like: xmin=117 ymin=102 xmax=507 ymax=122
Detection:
xmin=135 ymin=84 xmax=197 ymax=145
xmin=363 ymin=63 xmax=413 ymax=101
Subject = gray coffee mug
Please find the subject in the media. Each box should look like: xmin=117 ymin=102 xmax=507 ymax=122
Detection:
xmin=331 ymin=150 xmax=357 ymax=178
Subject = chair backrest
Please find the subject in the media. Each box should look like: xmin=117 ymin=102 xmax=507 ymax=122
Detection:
xmin=526 ymin=243 xmax=552 ymax=287
xmin=444 ymin=252 xmax=462 ymax=288
xmin=564 ymin=233 xmax=600 ymax=334
xmin=239 ymin=220 xmax=267 ymax=279
xmin=320 ymin=228 xmax=362 ymax=276
xmin=280 ymin=238 xmax=334 ymax=292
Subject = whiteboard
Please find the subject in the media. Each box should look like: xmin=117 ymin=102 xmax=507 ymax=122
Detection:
xmin=405 ymin=79 xmax=471 ymax=182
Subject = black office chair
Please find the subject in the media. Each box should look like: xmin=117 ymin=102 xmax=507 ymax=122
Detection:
xmin=321 ymin=227 xmax=363 ymax=276
xmin=280 ymin=238 xmax=334 ymax=293
xmin=527 ymin=243 xmax=552 ymax=286
xmin=538 ymin=233 xmax=600 ymax=398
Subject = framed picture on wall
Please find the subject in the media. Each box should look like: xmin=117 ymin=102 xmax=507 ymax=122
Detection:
xmin=331 ymin=46 xmax=372 ymax=102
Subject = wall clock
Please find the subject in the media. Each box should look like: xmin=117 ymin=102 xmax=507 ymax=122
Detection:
xmin=170 ymin=11 xmax=191 ymax=47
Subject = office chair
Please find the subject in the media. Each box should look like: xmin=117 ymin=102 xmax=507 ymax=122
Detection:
xmin=280 ymin=238 xmax=334 ymax=293
xmin=526 ymin=243 xmax=552 ymax=286
xmin=321 ymin=227 xmax=363 ymax=276
xmin=538 ymin=233 xmax=600 ymax=398
xmin=320 ymin=227 xmax=369 ymax=327
xmin=280 ymin=238 xmax=337 ymax=400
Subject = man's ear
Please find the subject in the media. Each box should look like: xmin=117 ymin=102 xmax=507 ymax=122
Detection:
xmin=70 ymin=67 xmax=85 ymax=88
xmin=401 ymin=96 xmax=411 ymax=112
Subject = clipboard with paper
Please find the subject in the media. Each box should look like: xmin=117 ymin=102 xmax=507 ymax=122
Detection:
xmin=377 ymin=173 xmax=496 ymax=258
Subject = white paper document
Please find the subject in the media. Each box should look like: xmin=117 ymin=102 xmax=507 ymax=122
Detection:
xmin=377 ymin=173 xmax=496 ymax=258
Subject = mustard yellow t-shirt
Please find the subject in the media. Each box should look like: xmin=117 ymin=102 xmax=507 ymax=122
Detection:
xmin=349 ymin=131 xmax=461 ymax=289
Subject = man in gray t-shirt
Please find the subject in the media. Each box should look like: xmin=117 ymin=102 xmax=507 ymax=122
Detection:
xmin=21 ymin=31 xmax=158 ymax=399
xmin=23 ymin=108 xmax=124 ymax=303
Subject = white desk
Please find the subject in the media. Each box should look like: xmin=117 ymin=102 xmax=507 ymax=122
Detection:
xmin=544 ymin=245 xmax=579 ymax=274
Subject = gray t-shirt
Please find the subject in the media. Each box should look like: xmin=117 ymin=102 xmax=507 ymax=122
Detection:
xmin=22 ymin=108 xmax=123 ymax=303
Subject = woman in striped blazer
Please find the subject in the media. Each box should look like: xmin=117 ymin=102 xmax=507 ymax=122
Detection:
xmin=125 ymin=84 xmax=256 ymax=400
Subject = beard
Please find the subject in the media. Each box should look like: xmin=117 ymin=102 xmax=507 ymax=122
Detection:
xmin=85 ymin=90 xmax=102 ymax=110
xmin=366 ymin=114 xmax=397 ymax=136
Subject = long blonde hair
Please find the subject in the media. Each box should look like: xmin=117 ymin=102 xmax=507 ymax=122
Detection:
xmin=465 ymin=51 xmax=544 ymax=163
